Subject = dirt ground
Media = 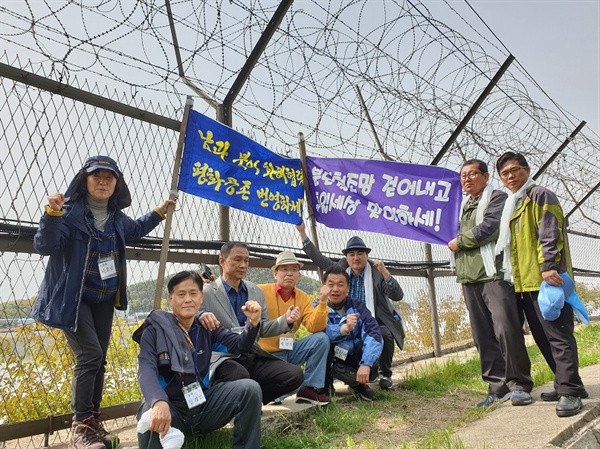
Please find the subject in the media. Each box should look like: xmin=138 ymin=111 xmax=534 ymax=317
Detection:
xmin=311 ymin=387 xmax=484 ymax=448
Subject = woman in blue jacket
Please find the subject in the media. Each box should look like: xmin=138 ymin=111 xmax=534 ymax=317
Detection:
xmin=33 ymin=155 xmax=174 ymax=449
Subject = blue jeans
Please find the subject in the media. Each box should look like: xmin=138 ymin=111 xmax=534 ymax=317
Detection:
xmin=270 ymin=332 xmax=329 ymax=389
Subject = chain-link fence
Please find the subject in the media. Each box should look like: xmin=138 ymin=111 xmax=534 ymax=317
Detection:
xmin=2 ymin=56 xmax=600 ymax=448
xmin=2 ymin=1 xmax=600 ymax=446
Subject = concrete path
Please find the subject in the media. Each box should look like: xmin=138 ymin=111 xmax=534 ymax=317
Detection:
xmin=455 ymin=363 xmax=600 ymax=449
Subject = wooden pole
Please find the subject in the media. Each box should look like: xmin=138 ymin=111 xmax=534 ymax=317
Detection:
xmin=297 ymin=132 xmax=322 ymax=280
xmin=152 ymin=96 xmax=194 ymax=309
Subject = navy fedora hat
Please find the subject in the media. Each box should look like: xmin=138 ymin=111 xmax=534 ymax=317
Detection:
xmin=342 ymin=236 xmax=371 ymax=255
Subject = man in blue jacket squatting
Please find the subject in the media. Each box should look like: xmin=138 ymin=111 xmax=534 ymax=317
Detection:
xmin=319 ymin=266 xmax=383 ymax=401
xmin=135 ymin=271 xmax=263 ymax=449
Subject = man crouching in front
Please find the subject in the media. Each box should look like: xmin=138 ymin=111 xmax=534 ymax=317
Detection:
xmin=135 ymin=271 xmax=262 ymax=449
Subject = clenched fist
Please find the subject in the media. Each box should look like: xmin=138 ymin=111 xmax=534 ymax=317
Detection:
xmin=242 ymin=300 xmax=262 ymax=327
xmin=47 ymin=193 xmax=65 ymax=211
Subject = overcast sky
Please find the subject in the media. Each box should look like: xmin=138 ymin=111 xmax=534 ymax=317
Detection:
xmin=472 ymin=0 xmax=600 ymax=136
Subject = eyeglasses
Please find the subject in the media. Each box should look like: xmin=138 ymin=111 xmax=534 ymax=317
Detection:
xmin=278 ymin=267 xmax=300 ymax=274
xmin=460 ymin=171 xmax=482 ymax=180
xmin=499 ymin=166 xmax=526 ymax=179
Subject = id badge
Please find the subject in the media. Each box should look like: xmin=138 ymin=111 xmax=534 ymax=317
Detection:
xmin=279 ymin=337 xmax=294 ymax=350
xmin=98 ymin=257 xmax=117 ymax=280
xmin=182 ymin=381 xmax=206 ymax=409
xmin=334 ymin=345 xmax=348 ymax=361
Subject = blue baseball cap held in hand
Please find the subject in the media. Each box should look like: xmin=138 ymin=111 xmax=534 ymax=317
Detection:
xmin=539 ymin=281 xmax=564 ymax=321
xmin=538 ymin=273 xmax=589 ymax=324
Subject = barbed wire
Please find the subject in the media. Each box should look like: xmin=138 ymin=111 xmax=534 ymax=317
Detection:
xmin=0 ymin=0 xmax=598 ymax=231
xmin=2 ymin=3 xmax=600 ymax=435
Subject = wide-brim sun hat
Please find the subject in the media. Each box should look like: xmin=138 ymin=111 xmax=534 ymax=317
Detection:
xmin=272 ymin=251 xmax=304 ymax=272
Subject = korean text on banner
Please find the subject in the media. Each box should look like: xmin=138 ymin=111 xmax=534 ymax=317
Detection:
xmin=306 ymin=157 xmax=461 ymax=245
xmin=178 ymin=110 xmax=304 ymax=224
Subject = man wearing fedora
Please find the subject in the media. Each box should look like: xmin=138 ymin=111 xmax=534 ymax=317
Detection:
xmin=257 ymin=251 xmax=332 ymax=406
xmin=295 ymin=221 xmax=404 ymax=390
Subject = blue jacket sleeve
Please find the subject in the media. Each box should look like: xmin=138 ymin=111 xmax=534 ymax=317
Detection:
xmin=120 ymin=210 xmax=164 ymax=242
xmin=137 ymin=325 xmax=170 ymax=407
xmin=33 ymin=211 xmax=71 ymax=256
xmin=354 ymin=301 xmax=383 ymax=367
xmin=211 ymin=323 xmax=260 ymax=354
xmin=322 ymin=307 xmax=345 ymax=343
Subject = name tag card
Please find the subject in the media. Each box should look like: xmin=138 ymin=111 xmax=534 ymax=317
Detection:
xmin=334 ymin=345 xmax=348 ymax=361
xmin=279 ymin=337 xmax=294 ymax=350
xmin=182 ymin=381 xmax=206 ymax=409
xmin=98 ymin=257 xmax=117 ymax=280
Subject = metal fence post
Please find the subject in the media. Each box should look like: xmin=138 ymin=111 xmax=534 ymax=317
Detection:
xmin=424 ymin=243 xmax=442 ymax=356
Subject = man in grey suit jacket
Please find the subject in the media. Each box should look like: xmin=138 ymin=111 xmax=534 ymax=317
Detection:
xmin=199 ymin=242 xmax=304 ymax=405
xmin=296 ymin=222 xmax=405 ymax=390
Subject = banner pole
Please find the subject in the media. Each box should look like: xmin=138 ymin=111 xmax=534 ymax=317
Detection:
xmin=152 ymin=96 xmax=194 ymax=310
xmin=297 ymin=132 xmax=322 ymax=280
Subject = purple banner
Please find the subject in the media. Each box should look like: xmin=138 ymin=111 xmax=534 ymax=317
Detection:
xmin=306 ymin=157 xmax=461 ymax=245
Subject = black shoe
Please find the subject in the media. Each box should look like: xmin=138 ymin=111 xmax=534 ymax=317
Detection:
xmin=476 ymin=392 xmax=511 ymax=408
xmin=378 ymin=376 xmax=393 ymax=390
xmin=541 ymin=388 xmax=589 ymax=402
xmin=510 ymin=390 xmax=532 ymax=406
xmin=320 ymin=384 xmax=335 ymax=397
xmin=350 ymin=384 xmax=377 ymax=401
xmin=556 ymin=395 xmax=582 ymax=417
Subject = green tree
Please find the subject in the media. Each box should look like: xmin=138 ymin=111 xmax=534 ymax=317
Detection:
xmin=576 ymin=282 xmax=600 ymax=315
xmin=402 ymin=289 xmax=470 ymax=352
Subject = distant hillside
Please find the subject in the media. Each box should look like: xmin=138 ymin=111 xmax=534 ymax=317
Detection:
xmin=0 ymin=266 xmax=321 ymax=320
xmin=0 ymin=297 xmax=35 ymax=321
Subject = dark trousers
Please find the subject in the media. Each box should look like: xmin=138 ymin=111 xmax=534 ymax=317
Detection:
xmin=521 ymin=293 xmax=556 ymax=372
xmin=63 ymin=300 xmax=114 ymax=421
xmin=213 ymin=354 xmax=303 ymax=405
xmin=378 ymin=324 xmax=395 ymax=378
xmin=137 ymin=378 xmax=262 ymax=449
xmin=326 ymin=343 xmax=379 ymax=388
xmin=463 ymin=281 xmax=533 ymax=394
xmin=519 ymin=291 xmax=583 ymax=396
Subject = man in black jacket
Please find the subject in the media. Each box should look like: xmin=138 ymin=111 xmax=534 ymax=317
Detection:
xmin=296 ymin=221 xmax=404 ymax=390
xmin=136 ymin=271 xmax=262 ymax=449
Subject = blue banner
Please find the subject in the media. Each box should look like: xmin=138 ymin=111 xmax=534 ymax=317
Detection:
xmin=178 ymin=110 xmax=304 ymax=224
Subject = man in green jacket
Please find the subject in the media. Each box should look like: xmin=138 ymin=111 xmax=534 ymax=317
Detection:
xmin=448 ymin=159 xmax=533 ymax=408
xmin=495 ymin=151 xmax=586 ymax=418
